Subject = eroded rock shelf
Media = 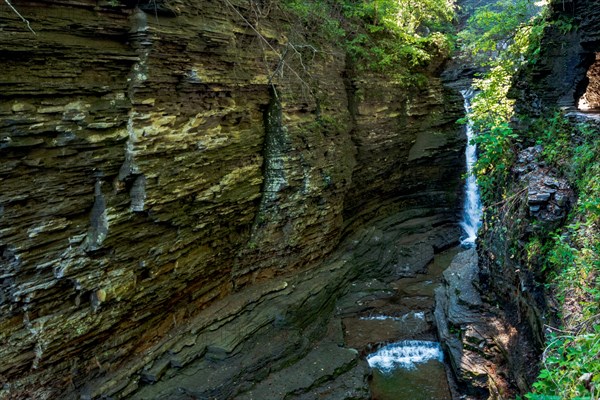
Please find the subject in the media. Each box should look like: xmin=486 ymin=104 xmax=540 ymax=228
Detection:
xmin=0 ymin=1 xmax=465 ymax=398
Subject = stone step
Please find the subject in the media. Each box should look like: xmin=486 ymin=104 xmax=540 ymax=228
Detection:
xmin=235 ymin=342 xmax=367 ymax=400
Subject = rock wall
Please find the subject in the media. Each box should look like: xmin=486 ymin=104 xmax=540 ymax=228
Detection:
xmin=0 ymin=1 xmax=464 ymax=398
xmin=512 ymin=0 xmax=600 ymax=112
xmin=500 ymin=0 xmax=600 ymax=339
xmin=471 ymin=0 xmax=600 ymax=397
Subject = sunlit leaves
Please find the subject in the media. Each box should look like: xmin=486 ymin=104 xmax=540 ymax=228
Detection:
xmin=342 ymin=0 xmax=455 ymax=83
xmin=528 ymin=332 xmax=600 ymax=399
xmin=460 ymin=0 xmax=547 ymax=202
xmin=459 ymin=0 xmax=541 ymax=64
xmin=284 ymin=0 xmax=456 ymax=86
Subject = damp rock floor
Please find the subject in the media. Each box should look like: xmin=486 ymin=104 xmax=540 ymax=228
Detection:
xmin=336 ymin=246 xmax=461 ymax=400
xmin=228 ymin=245 xmax=462 ymax=400
xmin=130 ymin=226 xmax=462 ymax=400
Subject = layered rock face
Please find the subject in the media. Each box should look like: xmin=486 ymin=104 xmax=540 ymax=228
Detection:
xmin=513 ymin=0 xmax=600 ymax=112
xmin=498 ymin=0 xmax=600 ymax=339
xmin=0 ymin=1 xmax=464 ymax=398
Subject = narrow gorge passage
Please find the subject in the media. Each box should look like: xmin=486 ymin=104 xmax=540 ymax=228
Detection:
xmin=362 ymin=88 xmax=484 ymax=399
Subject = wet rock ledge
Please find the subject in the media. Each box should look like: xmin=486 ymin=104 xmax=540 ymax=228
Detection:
xmin=435 ymin=248 xmax=539 ymax=400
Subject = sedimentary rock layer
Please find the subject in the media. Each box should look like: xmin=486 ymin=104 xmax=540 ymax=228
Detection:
xmin=0 ymin=1 xmax=464 ymax=398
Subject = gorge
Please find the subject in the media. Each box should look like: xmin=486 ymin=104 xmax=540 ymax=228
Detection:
xmin=0 ymin=0 xmax=599 ymax=399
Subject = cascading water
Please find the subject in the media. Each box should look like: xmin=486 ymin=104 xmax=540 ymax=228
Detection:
xmin=367 ymin=340 xmax=451 ymax=400
xmin=362 ymin=249 xmax=460 ymax=400
xmin=366 ymin=341 xmax=443 ymax=372
xmin=364 ymin=93 xmax=483 ymax=397
xmin=459 ymin=89 xmax=483 ymax=247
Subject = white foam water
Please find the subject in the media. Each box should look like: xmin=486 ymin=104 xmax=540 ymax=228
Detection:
xmin=360 ymin=312 xmax=426 ymax=322
xmin=360 ymin=315 xmax=402 ymax=321
xmin=413 ymin=311 xmax=425 ymax=320
xmin=460 ymin=89 xmax=483 ymax=247
xmin=366 ymin=340 xmax=443 ymax=373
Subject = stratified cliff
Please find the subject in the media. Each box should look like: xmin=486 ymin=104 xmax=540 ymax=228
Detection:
xmin=513 ymin=0 xmax=600 ymax=112
xmin=0 ymin=1 xmax=464 ymax=398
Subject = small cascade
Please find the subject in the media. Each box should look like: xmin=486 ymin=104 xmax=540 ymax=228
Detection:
xmin=460 ymin=89 xmax=483 ymax=247
xmin=359 ymin=248 xmax=459 ymax=399
xmin=366 ymin=341 xmax=444 ymax=373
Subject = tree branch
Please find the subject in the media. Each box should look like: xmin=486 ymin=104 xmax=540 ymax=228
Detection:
xmin=4 ymin=0 xmax=36 ymax=35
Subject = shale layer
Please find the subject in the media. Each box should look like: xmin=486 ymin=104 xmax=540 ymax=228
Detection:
xmin=0 ymin=1 xmax=464 ymax=398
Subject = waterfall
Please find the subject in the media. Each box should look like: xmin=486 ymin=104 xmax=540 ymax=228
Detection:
xmin=367 ymin=341 xmax=444 ymax=373
xmin=459 ymin=89 xmax=482 ymax=247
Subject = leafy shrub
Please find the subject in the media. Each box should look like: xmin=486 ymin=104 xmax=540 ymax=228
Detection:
xmin=529 ymin=330 xmax=600 ymax=399
xmin=282 ymin=0 xmax=456 ymax=86
xmin=524 ymin=119 xmax=600 ymax=399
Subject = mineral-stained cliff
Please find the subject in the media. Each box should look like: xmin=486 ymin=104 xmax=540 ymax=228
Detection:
xmin=0 ymin=1 xmax=464 ymax=398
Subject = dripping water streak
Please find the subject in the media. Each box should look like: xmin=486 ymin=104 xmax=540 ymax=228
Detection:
xmin=460 ymin=89 xmax=482 ymax=247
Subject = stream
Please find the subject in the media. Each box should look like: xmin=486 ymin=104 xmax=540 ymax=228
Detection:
xmin=369 ymin=351 xmax=449 ymax=400
xmin=360 ymin=89 xmax=483 ymax=399
xmin=340 ymin=247 xmax=459 ymax=399
xmin=365 ymin=248 xmax=459 ymax=400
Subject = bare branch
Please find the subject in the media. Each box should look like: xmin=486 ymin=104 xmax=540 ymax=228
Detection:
xmin=223 ymin=0 xmax=313 ymax=93
xmin=3 ymin=0 xmax=36 ymax=35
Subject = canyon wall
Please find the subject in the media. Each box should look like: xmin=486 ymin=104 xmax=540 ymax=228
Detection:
xmin=513 ymin=0 xmax=600 ymax=112
xmin=0 ymin=1 xmax=464 ymax=398
xmin=489 ymin=0 xmax=600 ymax=352
xmin=469 ymin=0 xmax=600 ymax=396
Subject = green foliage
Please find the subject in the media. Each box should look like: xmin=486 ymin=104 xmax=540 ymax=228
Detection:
xmin=460 ymin=1 xmax=598 ymax=398
xmin=524 ymin=118 xmax=600 ymax=399
xmin=283 ymin=0 xmax=345 ymax=41
xmin=532 ymin=111 xmax=572 ymax=166
xmin=471 ymin=122 xmax=517 ymax=200
xmin=458 ymin=0 xmax=541 ymax=63
xmin=551 ymin=14 xmax=577 ymax=35
xmin=343 ymin=0 xmax=455 ymax=83
xmin=534 ymin=114 xmax=600 ymax=218
xmin=339 ymin=0 xmax=454 ymax=36
xmin=528 ymin=331 xmax=600 ymax=399
xmin=282 ymin=0 xmax=456 ymax=86
xmin=460 ymin=0 xmax=548 ymax=203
